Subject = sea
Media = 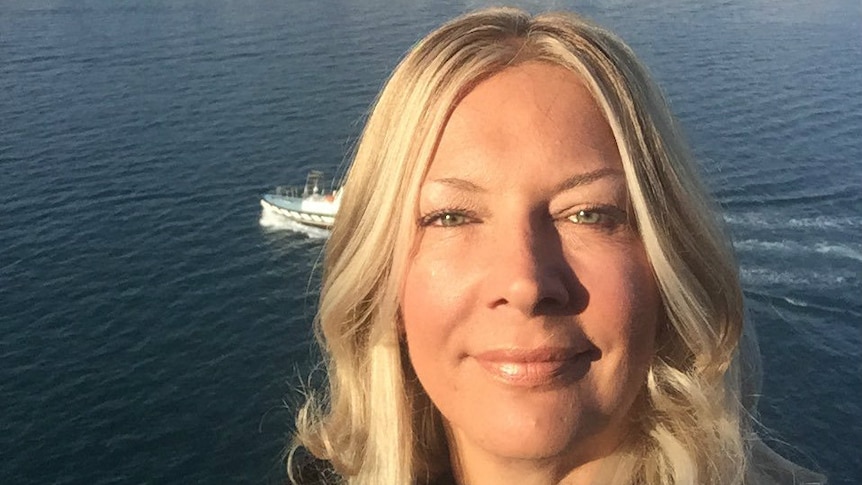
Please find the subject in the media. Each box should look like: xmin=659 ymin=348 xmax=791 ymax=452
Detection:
xmin=1 ymin=0 xmax=859 ymax=483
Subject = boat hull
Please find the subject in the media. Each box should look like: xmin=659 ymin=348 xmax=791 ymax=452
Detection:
xmin=260 ymin=194 xmax=337 ymax=229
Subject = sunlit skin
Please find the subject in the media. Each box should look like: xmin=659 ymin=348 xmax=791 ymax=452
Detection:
xmin=401 ymin=63 xmax=662 ymax=485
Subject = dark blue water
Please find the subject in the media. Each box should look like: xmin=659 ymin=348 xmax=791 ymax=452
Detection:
xmin=1 ymin=1 xmax=859 ymax=483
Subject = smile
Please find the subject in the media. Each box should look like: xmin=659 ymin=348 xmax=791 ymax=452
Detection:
xmin=472 ymin=347 xmax=589 ymax=387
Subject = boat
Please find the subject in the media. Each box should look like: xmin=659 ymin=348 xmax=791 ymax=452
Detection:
xmin=260 ymin=171 xmax=341 ymax=229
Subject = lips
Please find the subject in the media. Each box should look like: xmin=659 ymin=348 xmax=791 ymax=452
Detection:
xmin=472 ymin=347 xmax=588 ymax=387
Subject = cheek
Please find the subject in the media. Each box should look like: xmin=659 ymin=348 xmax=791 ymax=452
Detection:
xmin=401 ymin=234 xmax=487 ymax=325
xmin=586 ymin=245 xmax=658 ymax=335
xmin=400 ymin=257 xmax=470 ymax=415
xmin=621 ymin=252 xmax=661 ymax=359
xmin=400 ymin=253 xmax=471 ymax=363
xmin=577 ymin=248 xmax=660 ymax=396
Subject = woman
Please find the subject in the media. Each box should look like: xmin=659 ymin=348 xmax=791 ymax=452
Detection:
xmin=288 ymin=8 xmax=824 ymax=485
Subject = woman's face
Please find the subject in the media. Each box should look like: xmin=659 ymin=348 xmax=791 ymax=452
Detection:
xmin=401 ymin=62 xmax=661 ymax=470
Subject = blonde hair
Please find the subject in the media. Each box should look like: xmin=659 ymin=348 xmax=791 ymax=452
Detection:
xmin=289 ymin=8 xmax=810 ymax=485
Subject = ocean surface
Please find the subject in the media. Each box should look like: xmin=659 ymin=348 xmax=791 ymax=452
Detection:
xmin=1 ymin=0 xmax=859 ymax=483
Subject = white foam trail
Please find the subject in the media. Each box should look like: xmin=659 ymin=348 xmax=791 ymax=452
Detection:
xmin=733 ymin=239 xmax=798 ymax=252
xmin=814 ymin=242 xmax=862 ymax=262
xmin=733 ymin=237 xmax=862 ymax=262
xmin=724 ymin=212 xmax=862 ymax=230
xmin=739 ymin=267 xmax=849 ymax=287
xmin=259 ymin=207 xmax=330 ymax=239
xmin=782 ymin=296 xmax=810 ymax=308
xmin=787 ymin=216 xmax=862 ymax=229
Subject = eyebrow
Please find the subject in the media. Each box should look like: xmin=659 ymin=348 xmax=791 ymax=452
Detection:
xmin=553 ymin=167 xmax=624 ymax=192
xmin=427 ymin=177 xmax=488 ymax=193
xmin=427 ymin=167 xmax=623 ymax=193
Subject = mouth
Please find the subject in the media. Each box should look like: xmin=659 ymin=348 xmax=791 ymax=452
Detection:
xmin=471 ymin=347 xmax=591 ymax=387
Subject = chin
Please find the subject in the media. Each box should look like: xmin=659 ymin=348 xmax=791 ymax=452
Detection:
xmin=488 ymin=434 xmax=578 ymax=461
xmin=465 ymin=401 xmax=615 ymax=462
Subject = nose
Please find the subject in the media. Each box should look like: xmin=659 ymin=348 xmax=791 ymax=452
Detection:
xmin=484 ymin=216 xmax=577 ymax=316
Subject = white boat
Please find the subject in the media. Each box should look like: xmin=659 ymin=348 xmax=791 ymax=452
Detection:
xmin=260 ymin=171 xmax=341 ymax=229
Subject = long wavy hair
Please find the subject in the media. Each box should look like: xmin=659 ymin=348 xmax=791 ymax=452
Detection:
xmin=290 ymin=7 xmax=761 ymax=485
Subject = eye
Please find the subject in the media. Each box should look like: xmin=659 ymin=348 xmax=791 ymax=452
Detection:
xmin=569 ymin=209 xmax=603 ymax=225
xmin=564 ymin=206 xmax=628 ymax=229
xmin=438 ymin=212 xmax=469 ymax=226
xmin=419 ymin=209 xmax=476 ymax=227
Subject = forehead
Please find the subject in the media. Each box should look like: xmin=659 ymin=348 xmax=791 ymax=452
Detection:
xmin=427 ymin=61 xmax=622 ymax=184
